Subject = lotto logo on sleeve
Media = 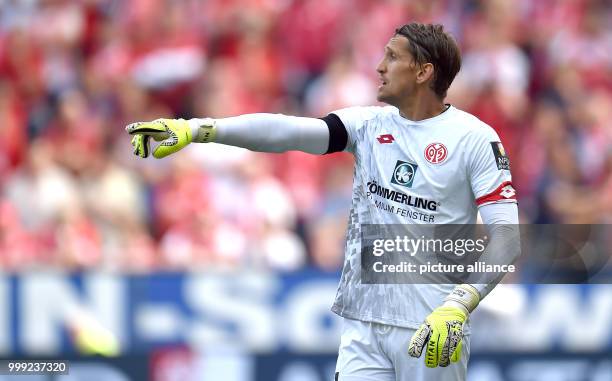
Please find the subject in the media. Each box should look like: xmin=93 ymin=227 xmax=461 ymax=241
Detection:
xmin=491 ymin=142 xmax=510 ymax=170
xmin=391 ymin=160 xmax=418 ymax=188
xmin=475 ymin=181 xmax=517 ymax=205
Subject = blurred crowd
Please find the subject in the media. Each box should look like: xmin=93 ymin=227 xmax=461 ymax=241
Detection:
xmin=0 ymin=0 xmax=611 ymax=272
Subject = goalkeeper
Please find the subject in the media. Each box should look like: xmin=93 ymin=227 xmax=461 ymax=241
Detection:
xmin=127 ymin=22 xmax=520 ymax=381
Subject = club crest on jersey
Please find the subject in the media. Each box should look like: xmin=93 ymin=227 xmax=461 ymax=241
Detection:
xmin=391 ymin=160 xmax=418 ymax=188
xmin=424 ymin=143 xmax=447 ymax=164
xmin=377 ymin=134 xmax=395 ymax=144
xmin=490 ymin=142 xmax=510 ymax=170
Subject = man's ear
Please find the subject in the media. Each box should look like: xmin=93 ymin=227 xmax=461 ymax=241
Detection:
xmin=416 ymin=63 xmax=434 ymax=85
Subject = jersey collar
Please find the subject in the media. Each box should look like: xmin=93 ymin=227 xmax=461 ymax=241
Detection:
xmin=394 ymin=104 xmax=455 ymax=125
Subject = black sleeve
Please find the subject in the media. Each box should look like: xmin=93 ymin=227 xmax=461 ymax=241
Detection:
xmin=320 ymin=113 xmax=348 ymax=154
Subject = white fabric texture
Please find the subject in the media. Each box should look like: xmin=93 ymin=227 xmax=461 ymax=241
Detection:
xmin=472 ymin=202 xmax=521 ymax=298
xmin=211 ymin=113 xmax=330 ymax=154
xmin=478 ymin=202 xmax=519 ymax=225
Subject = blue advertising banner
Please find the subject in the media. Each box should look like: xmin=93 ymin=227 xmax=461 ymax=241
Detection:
xmin=0 ymin=272 xmax=611 ymax=357
xmin=0 ymin=271 xmax=342 ymax=355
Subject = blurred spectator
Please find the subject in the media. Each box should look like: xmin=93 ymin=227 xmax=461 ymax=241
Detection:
xmin=0 ymin=82 xmax=27 ymax=178
xmin=1 ymin=0 xmax=611 ymax=272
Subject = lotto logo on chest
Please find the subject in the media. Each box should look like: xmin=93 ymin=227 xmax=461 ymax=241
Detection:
xmin=424 ymin=142 xmax=448 ymax=164
xmin=377 ymin=134 xmax=395 ymax=144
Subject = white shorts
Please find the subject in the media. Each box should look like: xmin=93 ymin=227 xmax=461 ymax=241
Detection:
xmin=335 ymin=317 xmax=470 ymax=381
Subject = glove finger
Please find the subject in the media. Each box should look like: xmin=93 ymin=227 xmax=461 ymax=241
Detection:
xmin=126 ymin=120 xmax=169 ymax=140
xmin=408 ymin=324 xmax=431 ymax=358
xmin=126 ymin=121 xmax=163 ymax=135
xmin=440 ymin=320 xmax=463 ymax=367
xmin=141 ymin=135 xmax=151 ymax=158
xmin=126 ymin=122 xmax=144 ymax=134
xmin=131 ymin=135 xmax=143 ymax=157
xmin=131 ymin=135 xmax=139 ymax=155
xmin=451 ymin=339 xmax=462 ymax=364
xmin=425 ymin=329 xmax=440 ymax=368
xmin=447 ymin=322 xmax=463 ymax=365
xmin=131 ymin=134 xmax=151 ymax=158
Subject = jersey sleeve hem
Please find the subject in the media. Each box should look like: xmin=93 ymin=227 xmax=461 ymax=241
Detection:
xmin=477 ymin=199 xmax=518 ymax=207
xmin=320 ymin=113 xmax=348 ymax=154
xmin=475 ymin=181 xmax=517 ymax=206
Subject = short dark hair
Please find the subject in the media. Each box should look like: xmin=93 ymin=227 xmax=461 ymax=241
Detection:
xmin=394 ymin=23 xmax=461 ymax=99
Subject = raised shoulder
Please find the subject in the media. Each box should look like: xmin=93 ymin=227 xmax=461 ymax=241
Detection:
xmin=327 ymin=105 xmax=395 ymax=154
xmin=453 ymin=107 xmax=501 ymax=142
xmin=330 ymin=105 xmax=391 ymax=125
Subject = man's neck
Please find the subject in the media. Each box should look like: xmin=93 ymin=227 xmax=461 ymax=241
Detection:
xmin=397 ymin=95 xmax=447 ymax=121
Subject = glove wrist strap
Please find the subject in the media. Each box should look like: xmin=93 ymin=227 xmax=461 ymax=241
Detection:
xmin=189 ymin=118 xmax=217 ymax=143
xmin=444 ymin=284 xmax=480 ymax=313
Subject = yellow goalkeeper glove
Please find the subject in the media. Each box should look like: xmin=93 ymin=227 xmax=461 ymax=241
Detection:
xmin=408 ymin=306 xmax=466 ymax=367
xmin=125 ymin=118 xmax=216 ymax=159
xmin=408 ymin=284 xmax=480 ymax=368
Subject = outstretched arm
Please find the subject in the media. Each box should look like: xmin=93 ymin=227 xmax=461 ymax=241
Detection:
xmin=126 ymin=113 xmax=348 ymax=158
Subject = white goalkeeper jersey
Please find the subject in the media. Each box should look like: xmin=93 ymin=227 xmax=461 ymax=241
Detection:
xmin=324 ymin=105 xmax=516 ymax=328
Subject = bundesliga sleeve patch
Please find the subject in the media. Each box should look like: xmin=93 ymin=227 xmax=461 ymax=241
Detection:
xmin=490 ymin=142 xmax=510 ymax=170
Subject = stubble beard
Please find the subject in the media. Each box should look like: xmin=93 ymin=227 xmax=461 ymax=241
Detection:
xmin=377 ymin=89 xmax=397 ymax=107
